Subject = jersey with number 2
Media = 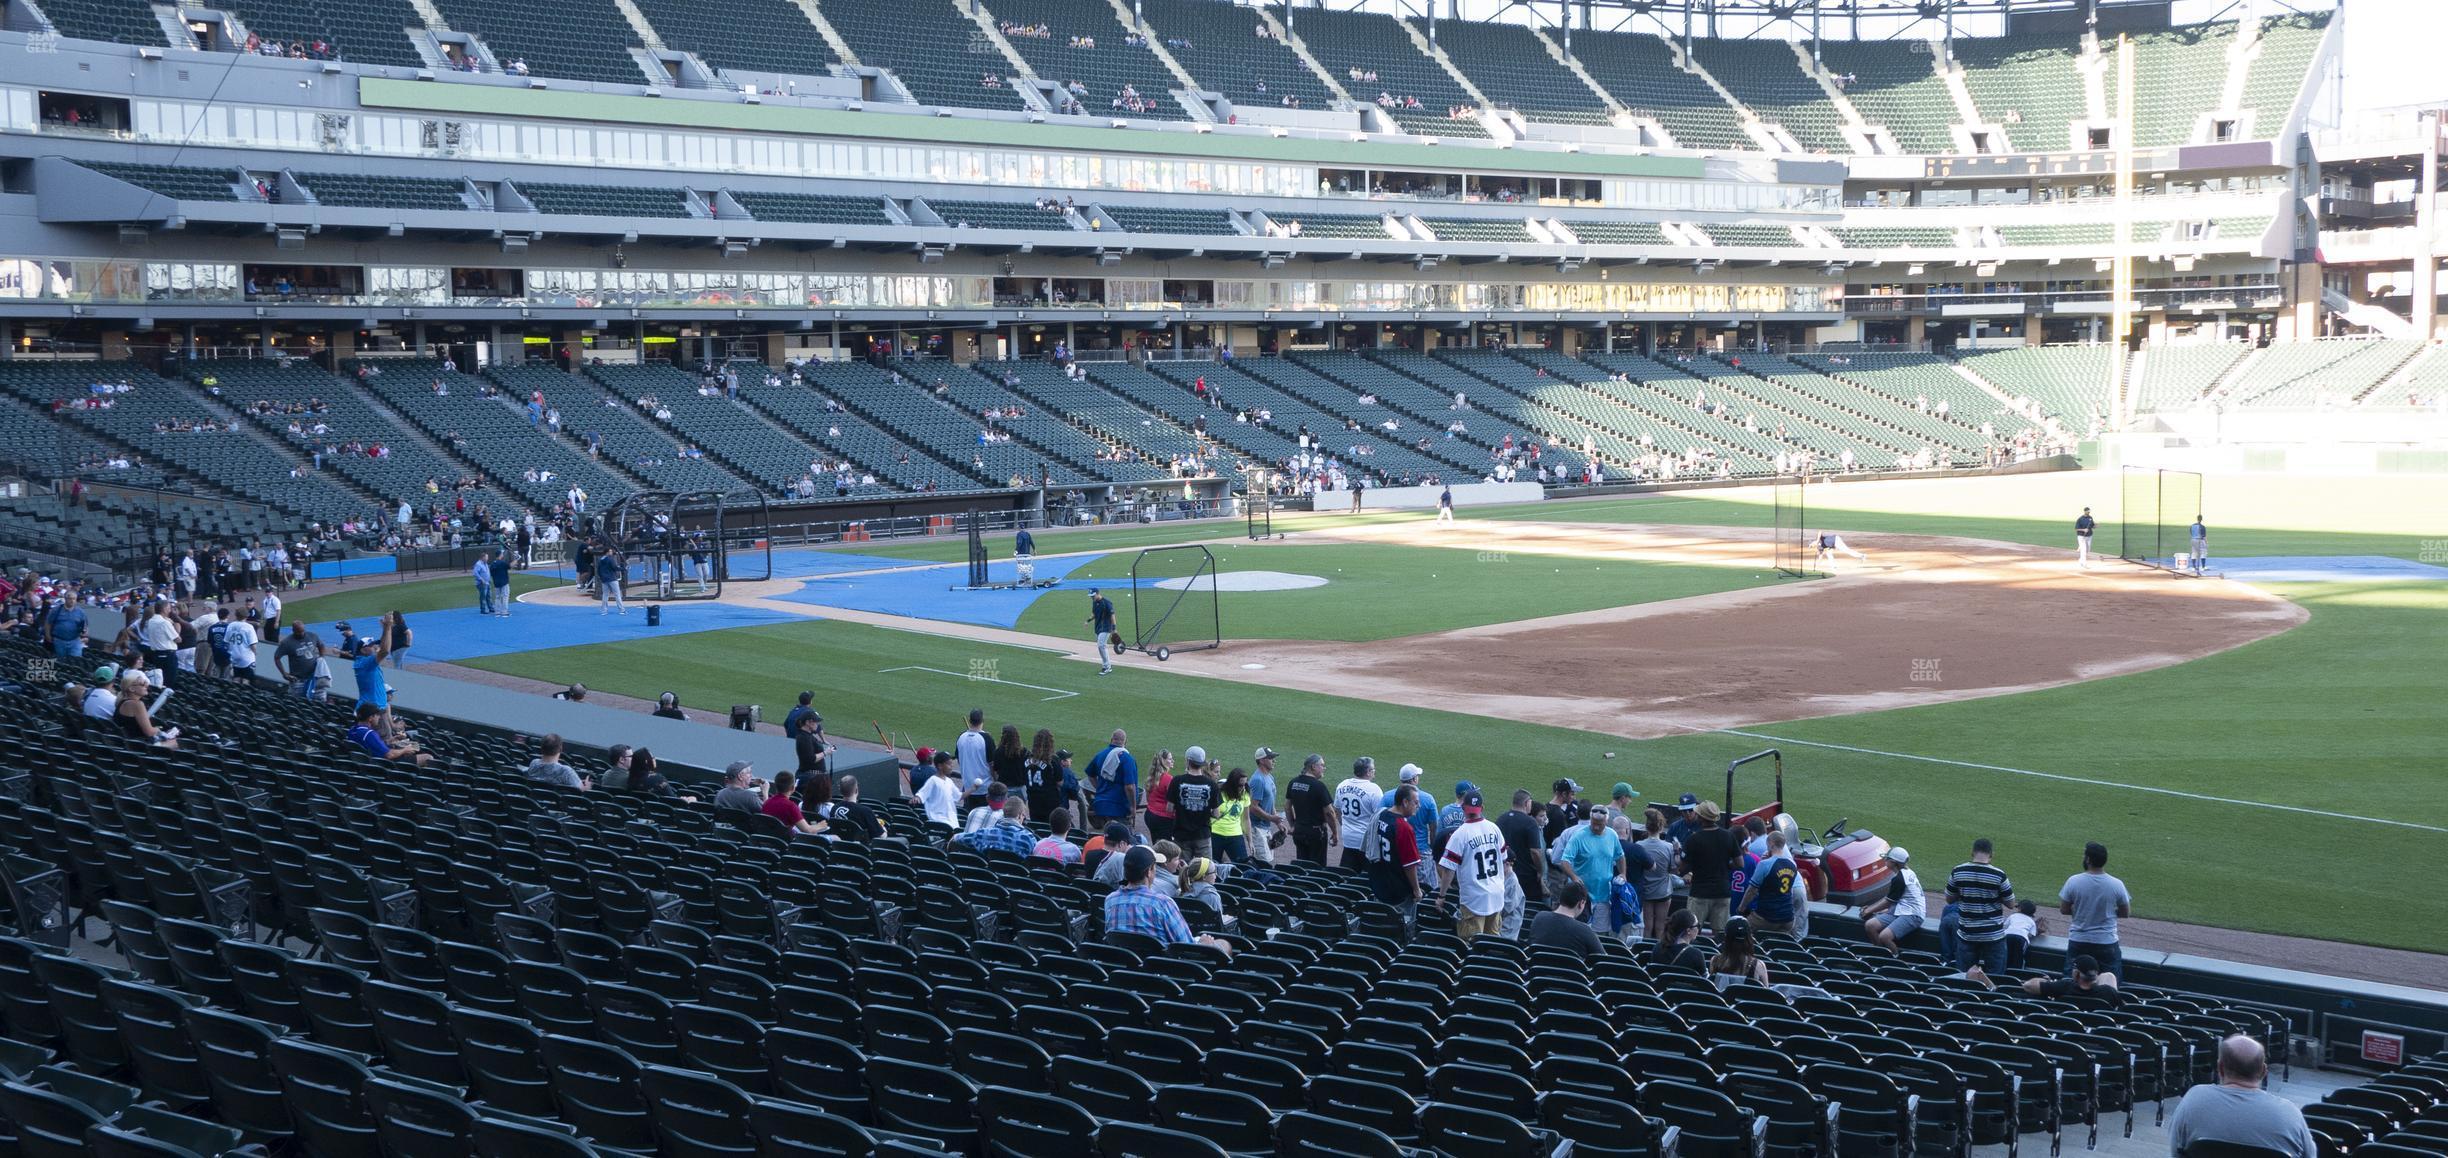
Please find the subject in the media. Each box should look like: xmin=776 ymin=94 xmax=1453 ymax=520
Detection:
xmin=1438 ymin=819 xmax=1511 ymax=917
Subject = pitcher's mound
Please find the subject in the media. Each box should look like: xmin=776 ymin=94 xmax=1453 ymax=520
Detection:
xmin=1153 ymin=571 xmax=1328 ymax=592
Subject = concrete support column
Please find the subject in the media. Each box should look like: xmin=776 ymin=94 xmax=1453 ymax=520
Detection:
xmin=1905 ymin=315 xmax=1926 ymax=347
xmin=2416 ymin=111 xmax=2440 ymax=338
xmin=2024 ymin=313 xmax=2044 ymax=345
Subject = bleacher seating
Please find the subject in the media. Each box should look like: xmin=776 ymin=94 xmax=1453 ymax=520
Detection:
xmin=1690 ymin=38 xmax=1850 ymax=153
xmin=921 ymin=200 xmax=1075 ymax=231
xmin=298 ymin=173 xmax=471 ymax=211
xmin=1585 ymin=350 xmax=1862 ymax=469
xmin=728 ymin=192 xmax=894 ymax=226
xmin=1287 ymin=6 xmax=1490 ymax=139
xmin=29 ymin=0 xmax=164 ymax=46
xmin=199 ymin=360 xmax=525 ymax=519
xmin=212 ymin=0 xmax=429 ymax=68
xmin=2116 ymin=22 xmax=2236 ymax=149
xmin=1261 ymin=214 xmax=1391 ymax=240
xmin=1837 ymin=226 xmax=1957 ymax=249
xmin=818 ymin=0 xmax=1029 ymax=112
xmin=630 ymin=0 xmax=837 ymax=79
xmin=479 ymin=365 xmax=749 ymax=497
xmin=358 ymin=362 xmax=641 ymax=512
xmin=587 ymin=364 xmax=816 ymax=494
xmin=986 ymin=360 xmax=1204 ymax=471
xmin=0 ymin=362 xmax=367 ymax=526
xmin=1814 ymin=40 xmax=1958 ymax=154
xmin=2217 ymin=338 xmax=2420 ymax=407
xmin=1144 ymin=361 xmax=1466 ymax=483
xmin=1420 ymin=217 xmax=1532 ymax=244
xmin=1953 ymin=34 xmax=2091 ymax=153
xmin=1563 ymin=220 xmax=1670 ymax=246
xmin=1713 ymin=350 xmax=1977 ymax=462
xmin=2385 ymin=349 xmax=2448 ymax=408
xmin=0 ymin=571 xmax=2410 ymax=1158
xmin=1434 ymin=348 xmax=1774 ymax=479
xmin=1081 ymin=361 xmax=1302 ymax=475
xmin=2238 ymin=13 xmax=2327 ymax=134
xmin=429 ymin=0 xmax=649 ymax=84
xmin=1698 ymin=223 xmax=1798 ymax=248
xmin=515 ymin=182 xmax=697 ymax=219
xmin=789 ymin=361 xmax=1066 ymax=488
xmin=924 ymin=366 xmax=1169 ymax=484
xmin=1568 ymin=29 xmax=1752 ymax=151
xmin=986 ymin=0 xmax=1187 ymax=119
xmin=1288 ymin=352 xmax=1499 ymax=466
xmin=78 ymin=163 xmax=245 ymax=202
xmin=1137 ymin=0 xmax=1333 ymax=112
xmin=1420 ymin=20 xmax=1610 ymax=126
xmin=1952 ymin=345 xmax=2115 ymax=423
xmin=1102 ymin=206 xmax=1237 ymax=235
xmin=2127 ymin=343 xmax=2248 ymax=411
xmin=1686 ymin=357 xmax=1907 ymax=469
xmin=1999 ymin=222 xmax=2113 ymax=247
xmin=1772 ymin=352 xmax=1999 ymax=458
xmin=738 ymin=365 xmax=973 ymax=494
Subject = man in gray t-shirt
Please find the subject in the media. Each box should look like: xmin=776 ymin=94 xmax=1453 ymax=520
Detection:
xmin=2059 ymin=841 xmax=2132 ymax=978
xmin=712 ymin=762 xmax=765 ymax=812
xmin=2167 ymin=1036 xmax=2315 ymax=1158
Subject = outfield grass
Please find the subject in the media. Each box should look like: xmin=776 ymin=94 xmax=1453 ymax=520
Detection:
xmin=286 ymin=573 xmax=558 ymax=625
xmin=1007 ymin=544 xmax=1775 ymax=642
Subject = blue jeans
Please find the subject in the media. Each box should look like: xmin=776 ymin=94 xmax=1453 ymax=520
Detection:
xmin=493 ymin=584 xmax=511 ymax=614
xmin=1212 ymin=833 xmax=1248 ymax=864
xmin=1937 ymin=903 xmax=1961 ymax=964
xmin=2066 ymin=940 xmax=2122 ymax=979
xmin=51 ymin=639 xmax=83 ymax=659
xmin=1956 ymin=935 xmax=2008 ymax=975
xmin=474 ymin=578 xmax=494 ymax=614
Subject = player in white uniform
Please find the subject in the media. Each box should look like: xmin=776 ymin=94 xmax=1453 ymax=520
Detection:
xmin=2075 ymin=507 xmax=2097 ymax=568
xmin=1814 ymin=533 xmax=1867 ymax=566
xmin=1436 ymin=790 xmax=1512 ymax=941
xmin=1333 ymin=757 xmax=1382 ymax=871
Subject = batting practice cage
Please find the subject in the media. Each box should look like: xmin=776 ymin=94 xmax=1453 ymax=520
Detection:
xmin=1773 ymin=476 xmax=1813 ymax=577
xmin=605 ymin=490 xmax=773 ymax=600
xmin=1246 ymin=494 xmax=1275 ymax=541
xmin=2120 ymin=467 xmax=2204 ymax=571
xmin=1127 ymin=544 xmax=1222 ymax=661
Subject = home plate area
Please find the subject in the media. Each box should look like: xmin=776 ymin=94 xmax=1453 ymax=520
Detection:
xmin=1152 ymin=571 xmax=1330 ymax=592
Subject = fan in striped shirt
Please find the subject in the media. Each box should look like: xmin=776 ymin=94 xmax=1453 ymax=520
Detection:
xmin=1946 ymin=838 xmax=2016 ymax=981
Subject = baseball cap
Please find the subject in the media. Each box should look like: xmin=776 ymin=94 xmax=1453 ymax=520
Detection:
xmin=1677 ymin=792 xmax=1701 ymax=811
xmin=93 ymin=664 xmax=118 ymax=682
xmin=1185 ymin=745 xmax=1207 ymax=767
xmin=1397 ymin=763 xmax=1423 ymax=782
xmin=1885 ymin=847 xmax=1910 ymax=865
xmin=913 ymin=746 xmax=934 ymax=764
xmin=1101 ymin=822 xmax=1130 ymax=846
xmin=1088 ymin=588 xmax=1100 ymax=595
xmin=1612 ymin=782 xmax=1638 ymax=801
xmin=1254 ymin=746 xmax=1278 ymax=761
xmin=1453 ymin=779 xmax=1477 ymax=797
xmin=1460 ymin=790 xmax=1484 ymax=818
xmin=335 ymin=621 xmax=352 ymax=633
xmin=1553 ymin=778 xmax=1581 ymax=794
xmin=724 ymin=760 xmax=754 ymax=778
xmin=1054 ymin=749 xmax=1072 ymax=762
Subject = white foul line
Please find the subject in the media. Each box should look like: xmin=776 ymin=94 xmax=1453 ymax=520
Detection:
xmin=1710 ymin=729 xmax=2448 ymax=836
xmin=878 ymin=666 xmax=1079 ymax=702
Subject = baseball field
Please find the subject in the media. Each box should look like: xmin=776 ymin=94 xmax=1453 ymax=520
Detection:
xmin=291 ymin=470 xmax=2448 ymax=956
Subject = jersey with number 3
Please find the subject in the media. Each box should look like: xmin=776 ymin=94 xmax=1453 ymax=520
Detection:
xmin=1438 ymin=819 xmax=1511 ymax=917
